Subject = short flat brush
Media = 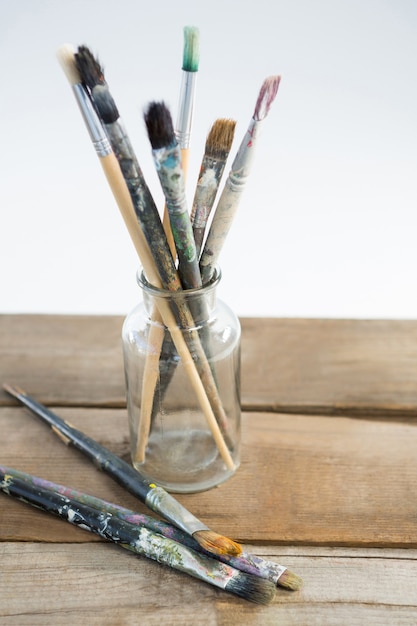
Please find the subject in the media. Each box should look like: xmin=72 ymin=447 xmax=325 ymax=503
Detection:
xmin=0 ymin=467 xmax=275 ymax=604
xmin=3 ymin=383 xmax=241 ymax=557
xmin=190 ymin=118 xmax=236 ymax=257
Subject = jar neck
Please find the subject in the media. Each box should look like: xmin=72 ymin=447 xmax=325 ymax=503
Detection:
xmin=137 ymin=268 xmax=221 ymax=327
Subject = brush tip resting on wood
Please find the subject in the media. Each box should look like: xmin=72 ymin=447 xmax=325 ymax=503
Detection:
xmin=193 ymin=529 xmax=242 ymax=557
xmin=226 ymin=571 xmax=276 ymax=605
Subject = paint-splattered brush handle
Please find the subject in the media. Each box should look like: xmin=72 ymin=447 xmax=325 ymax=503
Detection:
xmin=190 ymin=156 xmax=229 ymax=258
xmin=2 ymin=385 xmax=215 ymax=537
xmin=152 ymin=142 xmax=201 ymax=290
xmin=103 ymin=120 xmax=181 ymax=292
xmin=200 ymin=117 xmax=263 ymax=284
xmin=0 ymin=467 xmax=265 ymax=599
xmin=0 ymin=464 xmax=299 ymax=589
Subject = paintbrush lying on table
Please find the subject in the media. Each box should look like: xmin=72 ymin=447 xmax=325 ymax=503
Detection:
xmin=0 ymin=465 xmax=302 ymax=591
xmin=2 ymin=383 xmax=240 ymax=557
xmin=0 ymin=466 xmax=275 ymax=605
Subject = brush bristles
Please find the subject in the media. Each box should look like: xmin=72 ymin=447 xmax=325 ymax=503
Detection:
xmin=90 ymin=85 xmax=119 ymax=124
xmin=144 ymin=101 xmax=176 ymax=149
xmin=75 ymin=45 xmax=105 ymax=89
xmin=56 ymin=44 xmax=80 ymax=87
xmin=277 ymin=569 xmax=303 ymax=591
xmin=193 ymin=530 xmax=242 ymax=556
xmin=226 ymin=572 xmax=276 ymax=605
xmin=254 ymin=75 xmax=281 ymax=121
xmin=75 ymin=46 xmax=120 ymax=124
xmin=182 ymin=26 xmax=200 ymax=72
xmin=205 ymin=118 xmax=236 ymax=159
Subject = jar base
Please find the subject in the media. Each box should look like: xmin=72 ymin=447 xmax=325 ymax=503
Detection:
xmin=131 ymin=428 xmax=239 ymax=493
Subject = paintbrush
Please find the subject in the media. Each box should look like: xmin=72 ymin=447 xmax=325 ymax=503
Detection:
xmin=190 ymin=118 xmax=236 ymax=258
xmin=1 ymin=465 xmax=302 ymax=591
xmin=144 ymin=100 xmax=201 ymax=290
xmin=176 ymin=25 xmax=200 ymax=170
xmin=162 ymin=25 xmax=200 ymax=256
xmin=59 ymin=44 xmax=235 ymax=472
xmin=75 ymin=45 xmax=179 ymax=292
xmin=200 ymin=75 xmax=281 ymax=283
xmin=0 ymin=467 xmax=275 ymax=604
xmin=3 ymin=382 xmax=240 ymax=557
xmin=139 ymin=26 xmax=200 ymax=449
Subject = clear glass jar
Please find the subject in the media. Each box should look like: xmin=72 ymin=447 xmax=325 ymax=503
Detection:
xmin=122 ymin=268 xmax=241 ymax=493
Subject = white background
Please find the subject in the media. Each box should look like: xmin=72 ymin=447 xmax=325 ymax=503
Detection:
xmin=1 ymin=0 xmax=417 ymax=318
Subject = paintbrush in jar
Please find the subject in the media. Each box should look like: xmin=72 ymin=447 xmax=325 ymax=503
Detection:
xmin=1 ymin=464 xmax=302 ymax=591
xmin=190 ymin=118 xmax=236 ymax=258
xmin=161 ymin=24 xmax=200 ymax=255
xmin=144 ymin=100 xmax=201 ymax=290
xmin=3 ymin=382 xmax=240 ymax=557
xmin=140 ymin=26 xmax=200 ymax=445
xmin=200 ymin=75 xmax=281 ymax=283
xmin=0 ymin=467 xmax=275 ymax=604
xmin=62 ymin=44 xmax=234 ymax=471
xmin=74 ymin=45 xmax=179 ymax=292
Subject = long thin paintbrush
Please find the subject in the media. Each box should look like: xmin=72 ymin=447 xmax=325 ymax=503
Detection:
xmin=190 ymin=118 xmax=236 ymax=258
xmin=61 ymin=44 xmax=235 ymax=472
xmin=176 ymin=25 xmax=200 ymax=173
xmin=162 ymin=25 xmax=200 ymax=255
xmin=200 ymin=76 xmax=281 ymax=283
xmin=3 ymin=382 xmax=240 ymax=557
xmin=0 ymin=467 xmax=275 ymax=604
xmin=139 ymin=27 xmax=200 ymax=447
xmin=75 ymin=45 xmax=179 ymax=292
xmin=1 ymin=465 xmax=302 ymax=591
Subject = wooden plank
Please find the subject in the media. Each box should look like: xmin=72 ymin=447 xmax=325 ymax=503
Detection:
xmin=242 ymin=317 xmax=417 ymax=417
xmin=2 ymin=315 xmax=417 ymax=416
xmin=1 ymin=544 xmax=416 ymax=625
xmin=0 ymin=314 xmax=125 ymax=407
xmin=1 ymin=406 xmax=416 ymax=547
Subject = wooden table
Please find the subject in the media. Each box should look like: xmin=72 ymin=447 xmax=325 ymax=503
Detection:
xmin=1 ymin=314 xmax=417 ymax=624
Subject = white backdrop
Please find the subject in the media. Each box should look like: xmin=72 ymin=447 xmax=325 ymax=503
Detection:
xmin=1 ymin=0 xmax=417 ymax=318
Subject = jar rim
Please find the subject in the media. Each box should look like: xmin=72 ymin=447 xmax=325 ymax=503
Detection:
xmin=136 ymin=266 xmax=222 ymax=298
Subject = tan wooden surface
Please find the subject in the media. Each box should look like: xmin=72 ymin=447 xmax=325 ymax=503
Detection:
xmin=1 ymin=314 xmax=417 ymax=624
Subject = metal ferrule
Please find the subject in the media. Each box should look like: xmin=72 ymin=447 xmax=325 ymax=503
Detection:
xmin=145 ymin=485 xmax=210 ymax=535
xmin=72 ymin=84 xmax=112 ymax=157
xmin=176 ymin=71 xmax=197 ymax=149
xmin=226 ymin=118 xmax=263 ymax=192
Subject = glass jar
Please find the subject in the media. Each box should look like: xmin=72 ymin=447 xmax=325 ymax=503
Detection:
xmin=122 ymin=267 xmax=241 ymax=493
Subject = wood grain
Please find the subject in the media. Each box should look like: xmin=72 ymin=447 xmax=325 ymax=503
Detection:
xmin=1 ymin=544 xmax=416 ymax=625
xmin=1 ymin=314 xmax=417 ymax=622
xmin=2 ymin=315 xmax=417 ymax=417
xmin=1 ymin=406 xmax=416 ymax=547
